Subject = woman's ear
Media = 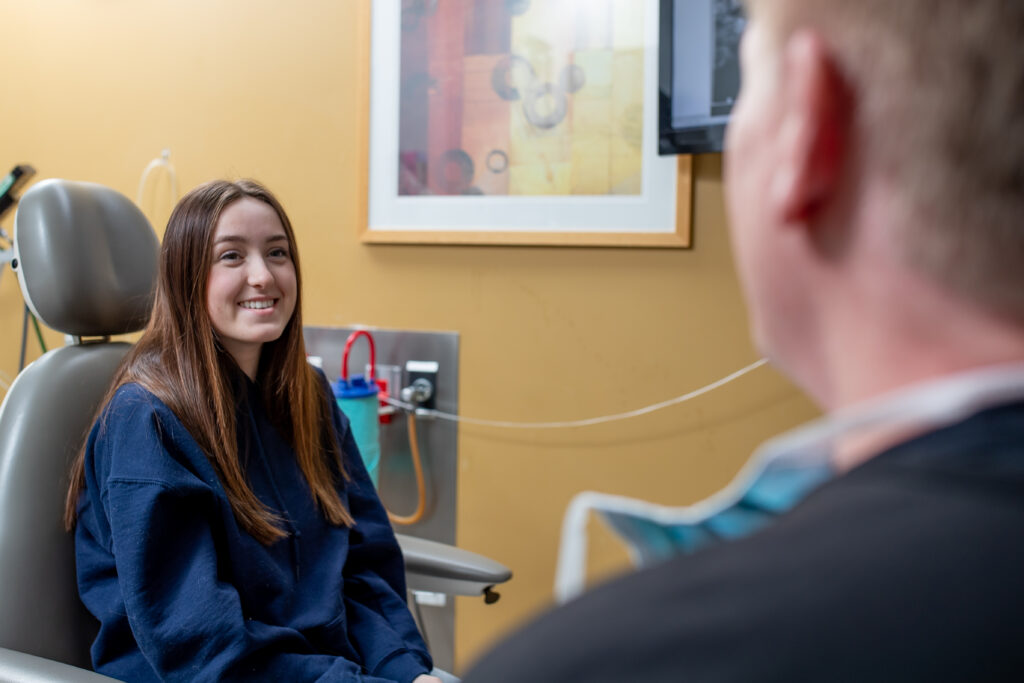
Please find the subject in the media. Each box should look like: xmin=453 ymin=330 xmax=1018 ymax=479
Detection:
xmin=771 ymin=29 xmax=853 ymax=225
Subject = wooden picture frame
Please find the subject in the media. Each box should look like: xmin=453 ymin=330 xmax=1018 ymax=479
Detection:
xmin=357 ymin=0 xmax=692 ymax=248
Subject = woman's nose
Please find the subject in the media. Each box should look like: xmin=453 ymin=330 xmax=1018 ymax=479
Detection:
xmin=247 ymin=257 xmax=274 ymax=286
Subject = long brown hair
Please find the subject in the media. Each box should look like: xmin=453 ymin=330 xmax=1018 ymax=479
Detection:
xmin=65 ymin=179 xmax=353 ymax=544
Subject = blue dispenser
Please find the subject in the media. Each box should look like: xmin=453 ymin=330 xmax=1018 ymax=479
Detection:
xmin=331 ymin=330 xmax=381 ymax=488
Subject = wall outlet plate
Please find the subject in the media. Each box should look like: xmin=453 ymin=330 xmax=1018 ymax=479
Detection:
xmin=406 ymin=360 xmax=438 ymax=410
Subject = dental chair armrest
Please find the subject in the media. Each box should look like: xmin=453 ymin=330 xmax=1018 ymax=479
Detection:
xmin=0 ymin=648 xmax=119 ymax=683
xmin=396 ymin=534 xmax=512 ymax=598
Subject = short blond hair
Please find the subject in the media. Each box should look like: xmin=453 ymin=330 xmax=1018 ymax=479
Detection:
xmin=760 ymin=0 xmax=1024 ymax=318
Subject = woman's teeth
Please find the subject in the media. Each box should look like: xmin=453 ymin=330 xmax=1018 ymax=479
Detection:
xmin=240 ymin=300 xmax=274 ymax=310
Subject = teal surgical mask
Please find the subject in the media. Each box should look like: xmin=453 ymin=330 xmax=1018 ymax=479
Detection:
xmin=596 ymin=460 xmax=833 ymax=566
xmin=554 ymin=363 xmax=1024 ymax=604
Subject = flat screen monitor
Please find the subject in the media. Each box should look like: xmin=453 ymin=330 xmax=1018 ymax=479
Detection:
xmin=659 ymin=0 xmax=746 ymax=155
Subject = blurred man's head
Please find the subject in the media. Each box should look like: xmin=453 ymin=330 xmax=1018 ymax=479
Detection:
xmin=725 ymin=0 xmax=1024 ymax=404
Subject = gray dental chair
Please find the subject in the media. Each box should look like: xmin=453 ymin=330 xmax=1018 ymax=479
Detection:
xmin=0 ymin=180 xmax=509 ymax=682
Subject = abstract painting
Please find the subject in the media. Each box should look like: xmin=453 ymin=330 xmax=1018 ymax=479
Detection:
xmin=398 ymin=0 xmax=646 ymax=197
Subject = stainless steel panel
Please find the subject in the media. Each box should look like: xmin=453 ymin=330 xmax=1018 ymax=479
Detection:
xmin=303 ymin=326 xmax=458 ymax=672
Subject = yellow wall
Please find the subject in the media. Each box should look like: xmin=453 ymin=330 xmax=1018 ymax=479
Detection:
xmin=0 ymin=0 xmax=819 ymax=672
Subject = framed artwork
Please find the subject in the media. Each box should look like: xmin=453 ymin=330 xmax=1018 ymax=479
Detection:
xmin=360 ymin=0 xmax=692 ymax=247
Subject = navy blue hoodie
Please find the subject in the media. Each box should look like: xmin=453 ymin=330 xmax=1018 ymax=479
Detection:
xmin=74 ymin=373 xmax=432 ymax=682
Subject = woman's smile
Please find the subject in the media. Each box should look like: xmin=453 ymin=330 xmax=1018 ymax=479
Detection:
xmin=239 ymin=297 xmax=278 ymax=311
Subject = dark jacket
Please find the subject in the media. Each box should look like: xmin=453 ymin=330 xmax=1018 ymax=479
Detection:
xmin=75 ymin=374 xmax=431 ymax=683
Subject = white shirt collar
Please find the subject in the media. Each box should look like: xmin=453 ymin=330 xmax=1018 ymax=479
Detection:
xmin=756 ymin=361 xmax=1024 ymax=473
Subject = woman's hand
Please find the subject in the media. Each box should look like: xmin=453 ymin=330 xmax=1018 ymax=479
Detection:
xmin=412 ymin=675 xmax=443 ymax=683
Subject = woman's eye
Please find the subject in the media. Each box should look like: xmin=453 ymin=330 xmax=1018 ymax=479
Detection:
xmin=218 ymin=250 xmax=241 ymax=262
xmin=269 ymin=247 xmax=290 ymax=259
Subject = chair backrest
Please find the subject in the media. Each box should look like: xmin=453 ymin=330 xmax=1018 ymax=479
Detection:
xmin=0 ymin=179 xmax=158 ymax=667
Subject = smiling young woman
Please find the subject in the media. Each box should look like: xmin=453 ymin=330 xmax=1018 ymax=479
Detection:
xmin=63 ymin=180 xmax=444 ymax=683
xmin=206 ymin=196 xmax=298 ymax=379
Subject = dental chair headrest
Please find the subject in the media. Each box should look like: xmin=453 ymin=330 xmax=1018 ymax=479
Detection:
xmin=14 ymin=179 xmax=159 ymax=337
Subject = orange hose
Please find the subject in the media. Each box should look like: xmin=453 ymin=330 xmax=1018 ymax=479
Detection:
xmin=387 ymin=413 xmax=426 ymax=525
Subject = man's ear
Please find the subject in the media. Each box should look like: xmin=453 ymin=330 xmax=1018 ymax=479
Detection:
xmin=770 ymin=30 xmax=852 ymax=224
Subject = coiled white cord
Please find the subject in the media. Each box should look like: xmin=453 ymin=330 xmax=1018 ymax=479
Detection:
xmin=136 ymin=149 xmax=179 ymax=211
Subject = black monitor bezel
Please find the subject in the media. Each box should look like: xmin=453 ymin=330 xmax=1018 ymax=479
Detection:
xmin=658 ymin=0 xmax=730 ymax=155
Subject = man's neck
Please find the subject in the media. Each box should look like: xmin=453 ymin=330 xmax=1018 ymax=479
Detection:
xmin=815 ymin=253 xmax=1024 ymax=414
